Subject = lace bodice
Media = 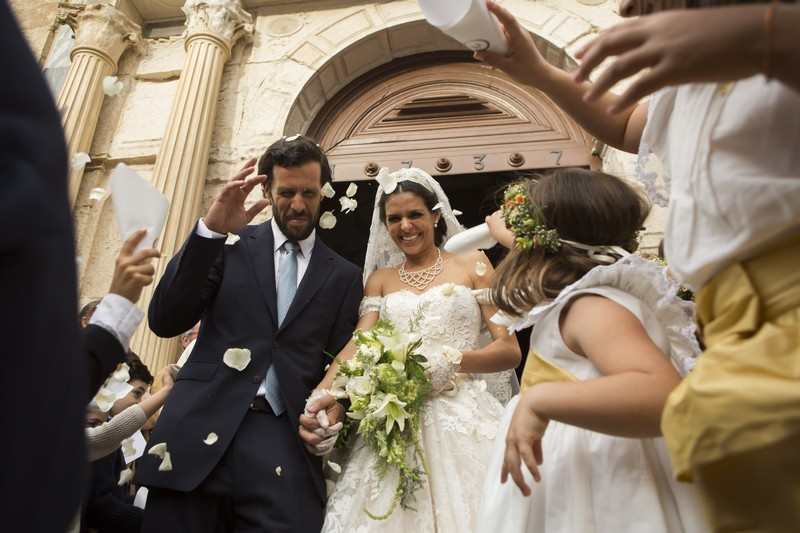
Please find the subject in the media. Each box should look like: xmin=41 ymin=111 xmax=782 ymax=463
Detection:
xmin=383 ymin=284 xmax=481 ymax=354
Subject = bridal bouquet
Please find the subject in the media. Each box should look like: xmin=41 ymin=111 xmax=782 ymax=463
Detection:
xmin=329 ymin=318 xmax=431 ymax=520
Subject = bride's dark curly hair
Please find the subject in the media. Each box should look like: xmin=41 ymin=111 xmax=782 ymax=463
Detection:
xmin=491 ymin=168 xmax=650 ymax=316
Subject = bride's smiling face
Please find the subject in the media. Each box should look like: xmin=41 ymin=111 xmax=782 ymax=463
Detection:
xmin=384 ymin=192 xmax=441 ymax=256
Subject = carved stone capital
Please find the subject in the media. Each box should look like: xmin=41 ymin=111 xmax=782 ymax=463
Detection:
xmin=181 ymin=0 xmax=254 ymax=56
xmin=57 ymin=3 xmax=141 ymax=67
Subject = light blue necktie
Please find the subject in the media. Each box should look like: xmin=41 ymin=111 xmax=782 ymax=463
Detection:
xmin=264 ymin=240 xmax=298 ymax=415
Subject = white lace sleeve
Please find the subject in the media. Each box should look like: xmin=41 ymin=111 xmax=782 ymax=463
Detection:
xmin=358 ymin=296 xmax=383 ymax=317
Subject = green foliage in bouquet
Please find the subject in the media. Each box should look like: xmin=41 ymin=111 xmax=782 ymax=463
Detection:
xmin=330 ymin=317 xmax=431 ymax=520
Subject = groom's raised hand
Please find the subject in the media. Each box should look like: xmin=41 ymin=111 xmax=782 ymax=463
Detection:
xmin=202 ymin=157 xmax=269 ymax=234
xmin=299 ymin=393 xmax=345 ymax=455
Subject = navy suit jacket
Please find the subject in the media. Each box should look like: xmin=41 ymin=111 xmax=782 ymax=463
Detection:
xmin=136 ymin=221 xmax=362 ymax=501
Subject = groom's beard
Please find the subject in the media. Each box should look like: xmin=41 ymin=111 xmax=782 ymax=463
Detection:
xmin=272 ymin=204 xmax=318 ymax=241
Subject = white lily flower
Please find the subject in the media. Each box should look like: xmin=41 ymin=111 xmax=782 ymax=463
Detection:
xmin=102 ymin=75 xmax=124 ymax=96
xmin=264 ymin=204 xmax=273 ymax=220
xmin=225 ymin=233 xmax=240 ymax=245
xmin=118 ymin=468 xmax=134 ymax=486
xmin=441 ymin=345 xmax=463 ymax=365
xmin=339 ymin=196 xmax=357 ymax=214
xmin=453 ymin=209 xmax=463 ymax=216
xmin=375 ymin=167 xmax=397 ymax=194
xmin=319 ymin=211 xmax=337 ymax=229
xmin=432 ymin=202 xmax=443 ymax=211
xmin=327 ymin=461 xmax=342 ymax=474
xmin=370 ymin=393 xmax=411 ymax=434
xmin=320 ymin=182 xmax=335 ymax=198
xmin=475 ymin=261 xmax=488 ymax=277
xmin=345 ymin=182 xmax=358 ymax=197
xmin=89 ymin=187 xmax=109 ymax=202
xmin=275 ymin=466 xmax=282 ymax=476
xmin=223 ymin=348 xmax=251 ymax=371
xmin=377 ymin=332 xmax=420 ymax=365
xmin=203 ymin=432 xmax=218 ymax=445
xmin=71 ymin=152 xmax=91 ymax=171
xmin=158 ymin=451 xmax=173 ymax=471
xmin=148 ymin=442 xmax=168 ymax=459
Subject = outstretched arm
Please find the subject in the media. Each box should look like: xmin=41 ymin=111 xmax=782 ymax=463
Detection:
xmin=575 ymin=4 xmax=800 ymax=111
xmin=475 ymin=1 xmax=647 ymax=153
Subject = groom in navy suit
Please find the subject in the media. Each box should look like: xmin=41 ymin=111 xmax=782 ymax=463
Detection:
xmin=137 ymin=136 xmax=361 ymax=532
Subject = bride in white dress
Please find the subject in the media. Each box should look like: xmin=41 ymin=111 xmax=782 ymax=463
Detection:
xmin=315 ymin=167 xmax=520 ymax=532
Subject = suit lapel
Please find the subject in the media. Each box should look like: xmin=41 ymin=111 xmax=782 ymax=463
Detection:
xmin=278 ymin=238 xmax=335 ymax=332
xmin=247 ymin=223 xmax=278 ymax=326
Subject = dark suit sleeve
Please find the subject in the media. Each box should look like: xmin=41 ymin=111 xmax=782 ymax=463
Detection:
xmin=82 ymin=324 xmax=128 ymax=400
xmin=148 ymin=227 xmax=226 ymax=338
xmin=325 ymin=269 xmax=363 ymax=355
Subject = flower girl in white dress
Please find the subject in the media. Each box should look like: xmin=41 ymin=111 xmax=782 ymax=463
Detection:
xmin=313 ymin=167 xmax=520 ymax=532
xmin=475 ymin=168 xmax=708 ymax=532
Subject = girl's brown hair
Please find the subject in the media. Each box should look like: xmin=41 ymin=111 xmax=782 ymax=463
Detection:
xmin=491 ymin=168 xmax=650 ymax=315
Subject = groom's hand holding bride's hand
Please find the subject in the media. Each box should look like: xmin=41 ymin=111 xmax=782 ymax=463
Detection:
xmin=299 ymin=391 xmax=345 ymax=455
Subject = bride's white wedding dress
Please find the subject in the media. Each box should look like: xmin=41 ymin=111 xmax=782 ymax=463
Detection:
xmin=322 ymin=283 xmax=512 ymax=533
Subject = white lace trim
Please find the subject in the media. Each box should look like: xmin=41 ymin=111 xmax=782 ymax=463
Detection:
xmin=358 ymin=296 xmax=383 ymax=317
xmin=494 ymin=255 xmax=700 ymax=376
xmin=635 ymin=90 xmax=671 ymax=208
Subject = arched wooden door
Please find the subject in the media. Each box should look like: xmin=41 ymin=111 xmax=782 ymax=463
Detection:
xmin=305 ymin=51 xmax=599 ymax=269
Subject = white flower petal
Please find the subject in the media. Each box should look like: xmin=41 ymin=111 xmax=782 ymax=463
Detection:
xmin=475 ymin=261 xmax=488 ymax=277
xmin=285 ymin=134 xmax=301 ymax=142
xmin=319 ymin=211 xmax=337 ymax=229
xmin=264 ymin=205 xmax=273 ymax=220
xmin=327 ymin=461 xmax=341 ymax=474
xmin=375 ymin=167 xmax=397 ymax=194
xmin=339 ymin=197 xmax=357 ymax=214
xmin=118 ymin=468 xmax=134 ymax=486
xmin=102 ymin=75 xmax=124 ymax=96
xmin=89 ymin=187 xmax=109 ymax=202
xmin=345 ymin=182 xmax=357 ymax=198
xmin=432 ymin=202 xmax=443 ymax=211
xmin=453 ymin=209 xmax=463 ymax=216
xmin=225 ymin=233 xmax=240 ymax=245
xmin=320 ymin=182 xmax=335 ymax=198
xmin=148 ymin=442 xmax=168 ymax=459
xmin=71 ymin=152 xmax=91 ymax=171
xmin=275 ymin=466 xmax=282 ymax=476
xmin=112 ymin=363 xmax=130 ymax=383
xmin=203 ymin=432 xmax=218 ymax=445
xmin=223 ymin=348 xmax=251 ymax=371
xmin=158 ymin=451 xmax=173 ymax=471
xmin=121 ymin=437 xmax=136 ymax=457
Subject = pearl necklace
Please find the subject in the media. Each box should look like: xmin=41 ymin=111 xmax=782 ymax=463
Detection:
xmin=398 ymin=248 xmax=443 ymax=291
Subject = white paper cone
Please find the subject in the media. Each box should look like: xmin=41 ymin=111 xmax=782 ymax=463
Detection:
xmin=419 ymin=0 xmax=508 ymax=54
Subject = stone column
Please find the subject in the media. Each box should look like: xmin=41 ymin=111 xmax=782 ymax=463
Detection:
xmin=56 ymin=4 xmax=140 ymax=208
xmin=131 ymin=0 xmax=253 ymax=371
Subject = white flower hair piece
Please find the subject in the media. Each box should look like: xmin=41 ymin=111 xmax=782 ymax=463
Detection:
xmin=223 ymin=348 xmax=251 ymax=371
xmin=339 ymin=197 xmax=357 ymax=214
xmin=102 ymin=75 xmax=123 ymax=97
xmin=375 ymin=167 xmax=397 ymax=194
xmin=319 ymin=211 xmax=337 ymax=229
xmin=320 ymin=182 xmax=335 ymax=199
xmin=345 ymin=183 xmax=358 ymax=197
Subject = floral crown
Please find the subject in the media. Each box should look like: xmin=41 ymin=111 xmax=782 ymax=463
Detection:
xmin=501 ymin=183 xmax=560 ymax=253
xmin=501 ymin=182 xmax=640 ymax=264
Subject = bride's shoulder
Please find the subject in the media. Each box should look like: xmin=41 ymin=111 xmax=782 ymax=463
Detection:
xmin=364 ymin=266 xmax=396 ymax=295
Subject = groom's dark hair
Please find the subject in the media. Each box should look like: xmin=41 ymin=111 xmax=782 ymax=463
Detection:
xmin=258 ymin=135 xmax=332 ymax=195
xmin=378 ymin=181 xmax=448 ymax=247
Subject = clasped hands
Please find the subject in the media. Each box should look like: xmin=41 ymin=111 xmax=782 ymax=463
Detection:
xmin=299 ymin=389 xmax=345 ymax=456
